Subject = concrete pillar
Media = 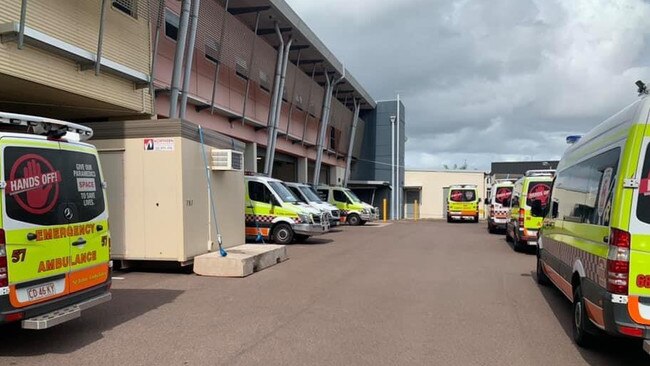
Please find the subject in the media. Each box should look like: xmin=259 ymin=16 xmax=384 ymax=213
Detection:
xmin=297 ymin=157 xmax=308 ymax=183
xmin=244 ymin=142 xmax=257 ymax=172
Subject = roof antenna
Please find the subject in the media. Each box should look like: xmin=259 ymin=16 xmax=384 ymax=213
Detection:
xmin=636 ymin=80 xmax=648 ymax=96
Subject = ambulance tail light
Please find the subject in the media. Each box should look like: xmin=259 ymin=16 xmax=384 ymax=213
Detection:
xmin=607 ymin=228 xmax=631 ymax=295
xmin=518 ymin=209 xmax=525 ymax=226
xmin=618 ymin=325 xmax=644 ymax=338
xmin=0 ymin=229 xmax=7 ymax=288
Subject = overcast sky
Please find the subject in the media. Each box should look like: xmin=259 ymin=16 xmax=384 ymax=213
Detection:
xmin=285 ymin=0 xmax=650 ymax=171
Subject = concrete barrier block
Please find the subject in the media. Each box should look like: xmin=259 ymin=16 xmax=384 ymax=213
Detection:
xmin=193 ymin=244 xmax=288 ymax=277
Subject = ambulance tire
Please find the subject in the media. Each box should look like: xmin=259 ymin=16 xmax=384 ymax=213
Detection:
xmin=359 ymin=220 xmax=367 ymax=226
xmin=572 ymin=285 xmax=596 ymax=348
xmin=513 ymin=230 xmax=524 ymax=252
xmin=513 ymin=238 xmax=524 ymax=252
xmin=447 ymin=215 xmax=452 ymax=223
xmin=505 ymin=227 xmax=513 ymax=242
xmin=347 ymin=214 xmax=361 ymax=226
xmin=488 ymin=223 xmax=496 ymax=234
xmin=272 ymin=223 xmax=294 ymax=244
xmin=536 ymin=251 xmax=550 ymax=286
xmin=473 ymin=214 xmax=479 ymax=223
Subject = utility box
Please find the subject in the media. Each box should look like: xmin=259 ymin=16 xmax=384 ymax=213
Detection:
xmin=87 ymin=119 xmax=245 ymax=264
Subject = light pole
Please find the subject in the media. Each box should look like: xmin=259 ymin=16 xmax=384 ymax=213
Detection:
xmin=395 ymin=93 xmax=402 ymax=220
xmin=390 ymin=115 xmax=396 ymax=220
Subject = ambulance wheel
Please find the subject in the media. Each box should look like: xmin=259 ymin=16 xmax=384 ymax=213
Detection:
xmin=473 ymin=214 xmax=479 ymax=223
xmin=272 ymin=223 xmax=294 ymax=244
xmin=513 ymin=230 xmax=523 ymax=251
xmin=572 ymin=285 xmax=596 ymax=348
xmin=347 ymin=214 xmax=361 ymax=226
xmin=359 ymin=220 xmax=367 ymax=226
xmin=536 ymin=251 xmax=550 ymax=286
xmin=447 ymin=215 xmax=452 ymax=223
xmin=513 ymin=238 xmax=524 ymax=252
xmin=488 ymin=222 xmax=496 ymax=234
xmin=505 ymin=227 xmax=513 ymax=242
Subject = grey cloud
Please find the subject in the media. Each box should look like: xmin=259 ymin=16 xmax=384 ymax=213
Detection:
xmin=286 ymin=0 xmax=650 ymax=170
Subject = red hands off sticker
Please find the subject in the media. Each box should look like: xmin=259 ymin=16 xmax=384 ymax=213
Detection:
xmin=528 ymin=184 xmax=550 ymax=205
xmin=6 ymin=154 xmax=61 ymax=214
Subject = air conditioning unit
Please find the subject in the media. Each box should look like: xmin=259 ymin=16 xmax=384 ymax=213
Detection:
xmin=211 ymin=149 xmax=243 ymax=171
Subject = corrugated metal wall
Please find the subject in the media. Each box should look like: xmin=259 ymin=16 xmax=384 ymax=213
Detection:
xmin=0 ymin=0 xmax=152 ymax=115
xmin=152 ymin=0 xmax=356 ymax=151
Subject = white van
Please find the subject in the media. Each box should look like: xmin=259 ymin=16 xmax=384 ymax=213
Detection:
xmin=284 ymin=182 xmax=341 ymax=227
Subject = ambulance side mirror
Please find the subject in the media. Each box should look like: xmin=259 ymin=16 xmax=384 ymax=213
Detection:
xmin=484 ymin=198 xmax=489 ymax=205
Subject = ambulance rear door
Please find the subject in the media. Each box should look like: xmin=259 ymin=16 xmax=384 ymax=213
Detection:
xmin=2 ymin=138 xmax=70 ymax=308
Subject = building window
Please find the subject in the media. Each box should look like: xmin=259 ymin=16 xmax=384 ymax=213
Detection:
xmin=235 ymin=57 xmax=249 ymax=80
xmin=165 ymin=9 xmax=180 ymax=41
xmin=329 ymin=127 xmax=337 ymax=150
xmin=112 ymin=0 xmax=138 ymax=18
xmin=205 ymin=38 xmax=220 ymax=64
xmin=259 ymin=71 xmax=271 ymax=92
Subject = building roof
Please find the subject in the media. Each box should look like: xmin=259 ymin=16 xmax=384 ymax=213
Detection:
xmin=406 ymin=169 xmax=487 ymax=174
xmin=227 ymin=0 xmax=376 ymax=110
xmin=490 ymin=161 xmax=559 ymax=176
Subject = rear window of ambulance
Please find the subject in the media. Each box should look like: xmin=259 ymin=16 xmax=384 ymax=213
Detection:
xmin=493 ymin=186 xmax=513 ymax=205
xmin=450 ymin=189 xmax=476 ymax=202
xmin=4 ymin=146 xmax=105 ymax=226
xmin=525 ymin=181 xmax=551 ymax=208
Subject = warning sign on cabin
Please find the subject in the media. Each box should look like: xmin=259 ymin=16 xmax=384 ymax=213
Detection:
xmin=144 ymin=138 xmax=174 ymax=152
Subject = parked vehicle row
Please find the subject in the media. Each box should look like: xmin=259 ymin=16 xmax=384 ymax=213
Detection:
xmin=244 ymin=173 xmax=379 ymax=244
xmin=484 ymin=94 xmax=650 ymax=355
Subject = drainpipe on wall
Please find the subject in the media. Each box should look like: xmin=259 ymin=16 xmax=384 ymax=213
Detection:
xmin=150 ymin=0 xmax=166 ymax=117
xmin=169 ymin=0 xmax=192 ymax=118
xmin=179 ymin=0 xmax=200 ymax=119
xmin=312 ymin=69 xmax=345 ymax=186
xmin=343 ymin=98 xmax=360 ymax=187
xmin=266 ymin=36 xmax=293 ymax=177
xmin=263 ymin=23 xmax=285 ymax=176
xmin=17 ymin=0 xmax=27 ymax=50
xmin=94 ymin=0 xmax=107 ymax=76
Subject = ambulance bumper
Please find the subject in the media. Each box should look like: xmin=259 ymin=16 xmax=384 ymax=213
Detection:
xmin=360 ymin=213 xmax=377 ymax=222
xmin=519 ymin=228 xmax=538 ymax=245
xmin=449 ymin=212 xmax=476 ymax=220
xmin=22 ymin=292 xmax=111 ymax=329
xmin=293 ymin=223 xmax=329 ymax=236
xmin=489 ymin=217 xmax=508 ymax=227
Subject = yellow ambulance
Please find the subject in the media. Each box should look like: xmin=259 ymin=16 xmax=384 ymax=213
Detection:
xmin=535 ymin=93 xmax=650 ymax=352
xmin=505 ymin=170 xmax=554 ymax=250
xmin=446 ymin=184 xmax=480 ymax=223
xmin=0 ymin=112 xmax=111 ymax=329
xmin=245 ymin=174 xmax=329 ymax=244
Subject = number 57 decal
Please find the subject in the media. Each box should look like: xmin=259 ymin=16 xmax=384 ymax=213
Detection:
xmin=11 ymin=249 xmax=26 ymax=263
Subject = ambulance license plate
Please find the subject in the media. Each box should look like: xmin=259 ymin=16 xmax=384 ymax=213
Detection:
xmin=26 ymin=282 xmax=56 ymax=301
